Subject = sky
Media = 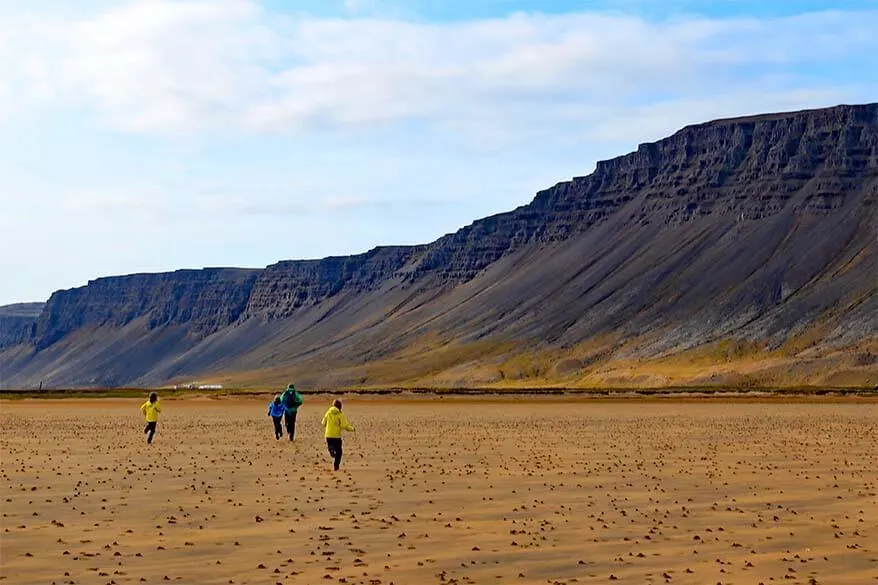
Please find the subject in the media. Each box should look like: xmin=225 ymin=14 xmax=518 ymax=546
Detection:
xmin=0 ymin=0 xmax=876 ymax=305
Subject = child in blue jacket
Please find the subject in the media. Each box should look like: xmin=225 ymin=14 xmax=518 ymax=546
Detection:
xmin=268 ymin=395 xmax=286 ymax=440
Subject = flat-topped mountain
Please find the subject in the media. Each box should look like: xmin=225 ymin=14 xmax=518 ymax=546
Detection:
xmin=2 ymin=103 xmax=876 ymax=389
xmin=0 ymin=303 xmax=45 ymax=350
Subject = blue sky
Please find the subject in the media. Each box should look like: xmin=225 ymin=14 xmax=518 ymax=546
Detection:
xmin=0 ymin=0 xmax=876 ymax=305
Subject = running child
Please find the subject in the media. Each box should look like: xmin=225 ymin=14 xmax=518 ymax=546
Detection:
xmin=140 ymin=392 xmax=161 ymax=444
xmin=268 ymin=395 xmax=286 ymax=440
xmin=321 ymin=399 xmax=355 ymax=471
xmin=279 ymin=383 xmax=304 ymax=441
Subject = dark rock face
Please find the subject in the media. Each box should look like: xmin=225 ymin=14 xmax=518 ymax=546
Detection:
xmin=0 ymin=303 xmax=44 ymax=350
xmin=32 ymin=269 xmax=260 ymax=350
xmin=410 ymin=104 xmax=878 ymax=282
xmin=2 ymin=103 xmax=875 ymax=388
xmin=243 ymin=246 xmax=426 ymax=321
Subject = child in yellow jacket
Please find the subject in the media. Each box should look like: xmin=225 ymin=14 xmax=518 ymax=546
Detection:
xmin=321 ymin=400 xmax=354 ymax=471
xmin=140 ymin=392 xmax=162 ymax=444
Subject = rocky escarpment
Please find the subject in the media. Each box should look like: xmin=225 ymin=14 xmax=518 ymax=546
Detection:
xmin=1 ymin=103 xmax=875 ymax=388
xmin=408 ymin=104 xmax=878 ymax=282
xmin=32 ymin=269 xmax=260 ymax=350
xmin=243 ymin=246 xmax=426 ymax=321
xmin=0 ymin=303 xmax=44 ymax=349
xmin=627 ymin=104 xmax=878 ymax=222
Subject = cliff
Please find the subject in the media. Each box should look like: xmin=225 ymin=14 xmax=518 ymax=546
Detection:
xmin=0 ymin=303 xmax=44 ymax=350
xmin=242 ymin=246 xmax=426 ymax=321
xmin=2 ymin=103 xmax=875 ymax=389
xmin=33 ymin=269 xmax=261 ymax=350
xmin=409 ymin=104 xmax=877 ymax=282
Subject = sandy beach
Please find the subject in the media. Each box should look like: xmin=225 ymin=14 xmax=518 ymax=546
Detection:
xmin=1 ymin=397 xmax=876 ymax=585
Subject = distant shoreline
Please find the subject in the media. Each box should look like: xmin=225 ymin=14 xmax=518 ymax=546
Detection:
xmin=1 ymin=386 xmax=876 ymax=401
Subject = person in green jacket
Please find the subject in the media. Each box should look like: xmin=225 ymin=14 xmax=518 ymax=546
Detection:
xmin=279 ymin=383 xmax=304 ymax=441
xmin=321 ymin=400 xmax=354 ymax=471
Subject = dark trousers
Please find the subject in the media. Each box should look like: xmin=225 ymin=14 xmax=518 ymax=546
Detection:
xmin=144 ymin=421 xmax=157 ymax=444
xmin=271 ymin=416 xmax=283 ymax=439
xmin=326 ymin=438 xmax=343 ymax=470
xmin=284 ymin=411 xmax=298 ymax=440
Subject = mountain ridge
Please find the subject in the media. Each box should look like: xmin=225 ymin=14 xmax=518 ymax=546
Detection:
xmin=2 ymin=103 xmax=876 ymax=389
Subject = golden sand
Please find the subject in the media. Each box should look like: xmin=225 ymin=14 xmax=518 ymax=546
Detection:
xmin=1 ymin=398 xmax=876 ymax=584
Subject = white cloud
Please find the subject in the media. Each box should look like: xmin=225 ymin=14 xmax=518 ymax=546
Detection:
xmin=0 ymin=1 xmax=876 ymax=304
xmin=60 ymin=0 xmax=278 ymax=133
xmin=2 ymin=2 xmax=875 ymax=139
